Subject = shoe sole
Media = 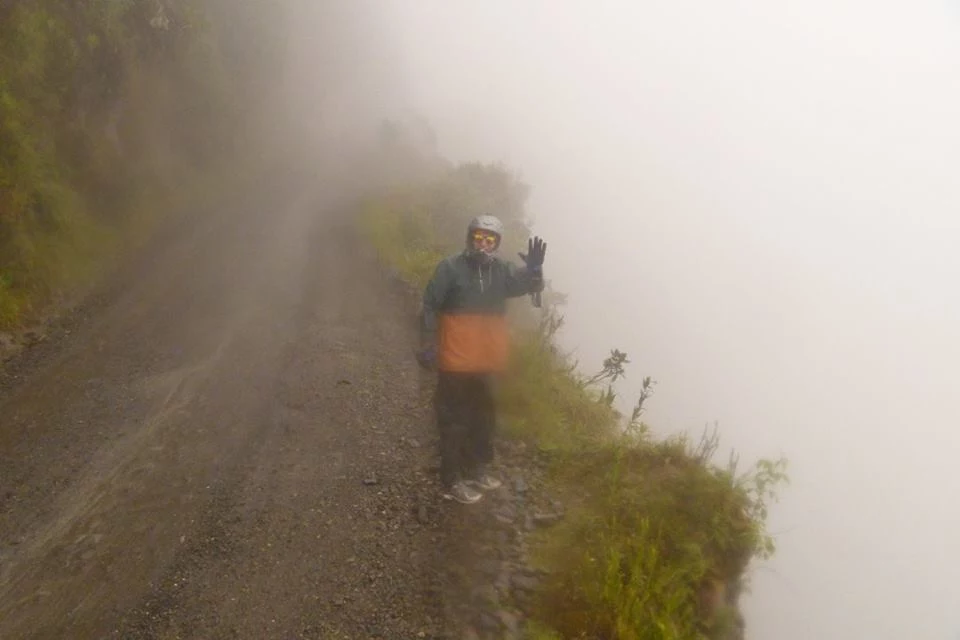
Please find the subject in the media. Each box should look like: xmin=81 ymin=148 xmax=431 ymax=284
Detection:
xmin=442 ymin=492 xmax=483 ymax=504
xmin=466 ymin=481 xmax=503 ymax=491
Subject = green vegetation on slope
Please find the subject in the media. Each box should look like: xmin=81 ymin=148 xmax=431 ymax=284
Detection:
xmin=0 ymin=0 xmax=284 ymax=330
xmin=358 ymin=129 xmax=789 ymax=640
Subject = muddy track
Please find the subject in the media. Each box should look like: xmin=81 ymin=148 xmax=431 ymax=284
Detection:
xmin=0 ymin=180 xmax=456 ymax=639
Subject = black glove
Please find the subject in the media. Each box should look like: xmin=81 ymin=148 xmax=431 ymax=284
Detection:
xmin=519 ymin=236 xmax=547 ymax=276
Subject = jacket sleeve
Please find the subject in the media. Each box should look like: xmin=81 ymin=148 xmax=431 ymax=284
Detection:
xmin=420 ymin=259 xmax=454 ymax=346
xmin=503 ymin=260 xmax=545 ymax=298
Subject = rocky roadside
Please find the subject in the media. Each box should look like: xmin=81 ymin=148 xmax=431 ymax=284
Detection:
xmin=437 ymin=440 xmax=564 ymax=640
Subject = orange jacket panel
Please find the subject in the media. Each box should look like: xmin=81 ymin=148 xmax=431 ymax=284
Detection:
xmin=439 ymin=313 xmax=510 ymax=372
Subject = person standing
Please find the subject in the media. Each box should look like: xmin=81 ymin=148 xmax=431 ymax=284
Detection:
xmin=417 ymin=214 xmax=547 ymax=504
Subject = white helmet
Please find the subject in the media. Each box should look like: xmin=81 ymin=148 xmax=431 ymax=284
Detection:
xmin=465 ymin=214 xmax=504 ymax=261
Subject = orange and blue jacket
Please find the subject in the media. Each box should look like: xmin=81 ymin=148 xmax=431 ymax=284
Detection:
xmin=421 ymin=252 xmax=544 ymax=373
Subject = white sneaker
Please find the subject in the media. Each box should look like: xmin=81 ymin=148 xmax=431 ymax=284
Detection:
xmin=467 ymin=473 xmax=503 ymax=491
xmin=443 ymin=481 xmax=483 ymax=504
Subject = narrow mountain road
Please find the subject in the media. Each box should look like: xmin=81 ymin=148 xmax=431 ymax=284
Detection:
xmin=0 ymin=174 xmax=455 ymax=639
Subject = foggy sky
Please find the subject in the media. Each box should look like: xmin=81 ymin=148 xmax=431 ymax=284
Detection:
xmin=363 ymin=2 xmax=960 ymax=638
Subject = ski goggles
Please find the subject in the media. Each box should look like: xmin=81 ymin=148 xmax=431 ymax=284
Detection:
xmin=471 ymin=230 xmax=500 ymax=249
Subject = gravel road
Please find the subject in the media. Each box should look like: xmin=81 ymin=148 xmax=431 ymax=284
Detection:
xmin=0 ymin=176 xmax=458 ymax=640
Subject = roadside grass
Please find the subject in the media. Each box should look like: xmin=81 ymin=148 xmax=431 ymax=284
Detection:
xmin=0 ymin=204 xmax=117 ymax=330
xmin=357 ymin=164 xmax=788 ymax=640
xmin=0 ymin=156 xmax=253 ymax=333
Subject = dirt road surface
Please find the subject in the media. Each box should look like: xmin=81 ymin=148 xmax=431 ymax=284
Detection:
xmin=0 ymin=175 xmax=457 ymax=639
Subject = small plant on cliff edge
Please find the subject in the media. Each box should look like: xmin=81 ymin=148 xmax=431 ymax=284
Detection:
xmin=625 ymin=375 xmax=657 ymax=441
xmin=581 ymin=348 xmax=630 ymax=408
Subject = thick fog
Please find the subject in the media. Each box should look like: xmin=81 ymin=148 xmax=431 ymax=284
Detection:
xmin=362 ymin=1 xmax=960 ymax=639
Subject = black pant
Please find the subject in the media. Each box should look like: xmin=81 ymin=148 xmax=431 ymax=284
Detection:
xmin=434 ymin=371 xmax=496 ymax=488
